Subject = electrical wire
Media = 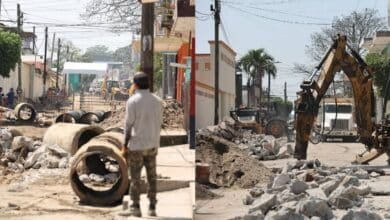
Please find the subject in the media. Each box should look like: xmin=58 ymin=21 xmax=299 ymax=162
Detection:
xmin=225 ymin=4 xmax=332 ymax=26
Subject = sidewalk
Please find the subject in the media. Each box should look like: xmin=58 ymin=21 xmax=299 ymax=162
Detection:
xmin=117 ymin=144 xmax=195 ymax=220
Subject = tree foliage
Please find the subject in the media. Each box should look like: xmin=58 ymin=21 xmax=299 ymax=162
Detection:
xmin=295 ymin=8 xmax=385 ymax=74
xmin=82 ymin=0 xmax=141 ymax=32
xmin=239 ymin=48 xmax=277 ymax=106
xmin=0 ymin=31 xmax=22 ymax=78
xmin=365 ymin=53 xmax=390 ymax=98
xmin=83 ymin=45 xmax=114 ymax=62
xmin=154 ymin=53 xmax=163 ymax=91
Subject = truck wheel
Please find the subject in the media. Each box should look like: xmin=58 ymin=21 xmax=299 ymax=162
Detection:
xmin=266 ymin=120 xmax=287 ymax=138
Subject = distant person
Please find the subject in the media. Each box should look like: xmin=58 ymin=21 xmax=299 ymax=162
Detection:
xmin=0 ymin=87 xmax=4 ymax=106
xmin=7 ymin=88 xmax=15 ymax=109
xmin=120 ymin=72 xmax=163 ymax=217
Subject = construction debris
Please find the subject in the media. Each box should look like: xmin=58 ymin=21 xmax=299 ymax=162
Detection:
xmin=99 ymin=99 xmax=184 ymax=130
xmin=233 ymin=160 xmax=385 ymax=219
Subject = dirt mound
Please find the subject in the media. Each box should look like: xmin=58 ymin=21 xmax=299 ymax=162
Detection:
xmin=196 ymin=131 xmax=273 ymax=188
xmin=196 ymin=183 xmax=221 ymax=200
xmin=99 ymin=99 xmax=184 ymax=130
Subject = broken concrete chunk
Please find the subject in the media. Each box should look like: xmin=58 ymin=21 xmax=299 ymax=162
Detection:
xmin=296 ymin=198 xmax=333 ymax=219
xmin=340 ymin=208 xmax=383 ymax=220
xmin=320 ymin=178 xmax=343 ymax=196
xmin=306 ymin=188 xmax=327 ymax=200
xmin=89 ymin=173 xmax=105 ymax=183
xmin=58 ymin=157 xmax=69 ymax=169
xmin=24 ymin=146 xmax=47 ymax=169
xmin=290 ymin=180 xmax=309 ymax=195
xmin=265 ymin=207 xmax=306 ymax=220
xmin=79 ymin=174 xmax=91 ymax=183
xmin=243 ymin=194 xmax=255 ymax=205
xmin=328 ymin=185 xmax=370 ymax=209
xmin=11 ymin=136 xmax=33 ymax=151
xmin=369 ymin=172 xmax=380 ymax=178
xmin=243 ymin=211 xmax=265 ymax=220
xmin=249 ymin=193 xmax=277 ymax=215
xmin=368 ymin=182 xmax=390 ymax=196
xmin=47 ymin=144 xmax=69 ymax=158
xmin=249 ymin=188 xmax=264 ymax=198
xmin=272 ymin=173 xmax=291 ymax=188
xmin=352 ymin=169 xmax=369 ymax=180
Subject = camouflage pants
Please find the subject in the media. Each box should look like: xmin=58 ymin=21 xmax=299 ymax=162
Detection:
xmin=127 ymin=148 xmax=157 ymax=205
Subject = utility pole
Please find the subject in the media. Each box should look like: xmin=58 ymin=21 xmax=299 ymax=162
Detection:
xmin=0 ymin=0 xmax=2 ymax=19
xmin=32 ymin=26 xmax=36 ymax=54
xmin=16 ymin=4 xmax=22 ymax=102
xmin=43 ymin=27 xmax=48 ymax=94
xmin=189 ymin=36 xmax=195 ymax=149
xmin=50 ymin=32 xmax=56 ymax=67
xmin=56 ymin=38 xmax=61 ymax=90
xmin=284 ymin=82 xmax=287 ymax=104
xmin=212 ymin=0 xmax=220 ymax=125
xmin=352 ymin=24 xmax=357 ymax=51
xmin=140 ymin=1 xmax=154 ymax=92
xmin=267 ymin=71 xmax=271 ymax=111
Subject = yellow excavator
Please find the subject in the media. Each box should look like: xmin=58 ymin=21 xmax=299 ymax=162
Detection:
xmin=294 ymin=35 xmax=390 ymax=164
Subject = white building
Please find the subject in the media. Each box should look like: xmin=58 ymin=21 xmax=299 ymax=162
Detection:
xmin=196 ymin=40 xmax=236 ymax=129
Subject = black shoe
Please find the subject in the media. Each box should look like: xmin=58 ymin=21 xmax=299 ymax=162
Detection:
xmin=148 ymin=204 xmax=157 ymax=217
xmin=129 ymin=203 xmax=142 ymax=217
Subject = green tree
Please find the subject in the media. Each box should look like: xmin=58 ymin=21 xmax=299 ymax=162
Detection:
xmin=0 ymin=31 xmax=22 ymax=77
xmin=295 ymin=8 xmax=385 ymax=74
xmin=83 ymin=45 xmax=114 ymax=62
xmin=154 ymin=53 xmax=163 ymax=91
xmin=239 ymin=49 xmax=277 ymax=106
xmin=365 ymin=53 xmax=390 ymax=98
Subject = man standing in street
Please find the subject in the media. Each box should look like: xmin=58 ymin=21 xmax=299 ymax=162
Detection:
xmin=121 ymin=72 xmax=163 ymax=217
xmin=6 ymin=88 xmax=15 ymax=109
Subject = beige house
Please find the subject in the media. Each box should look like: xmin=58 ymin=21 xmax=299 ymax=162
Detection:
xmin=0 ymin=56 xmax=46 ymax=102
xmin=195 ymin=40 xmax=236 ymax=129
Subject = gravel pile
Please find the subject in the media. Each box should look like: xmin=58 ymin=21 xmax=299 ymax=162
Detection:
xmin=234 ymin=159 xmax=386 ymax=219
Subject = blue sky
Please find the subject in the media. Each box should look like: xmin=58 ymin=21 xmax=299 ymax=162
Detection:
xmin=196 ymin=0 xmax=388 ymax=99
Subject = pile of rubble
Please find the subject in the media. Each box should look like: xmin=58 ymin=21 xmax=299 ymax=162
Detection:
xmin=235 ymin=159 xmax=387 ymax=219
xmin=99 ymin=99 xmax=184 ymax=130
xmin=0 ymin=128 xmax=70 ymax=175
xmin=161 ymin=99 xmax=184 ymax=129
xmin=196 ymin=121 xmax=274 ymax=188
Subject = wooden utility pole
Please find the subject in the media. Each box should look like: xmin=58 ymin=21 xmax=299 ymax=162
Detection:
xmin=43 ymin=27 xmax=48 ymax=94
xmin=140 ymin=2 xmax=154 ymax=92
xmin=32 ymin=26 xmax=36 ymax=54
xmin=50 ymin=32 xmax=56 ymax=67
xmin=16 ymin=4 xmax=22 ymax=102
xmin=212 ymin=0 xmax=221 ymax=125
xmin=56 ymin=38 xmax=61 ymax=90
xmin=267 ymin=71 xmax=271 ymax=111
xmin=284 ymin=82 xmax=287 ymax=104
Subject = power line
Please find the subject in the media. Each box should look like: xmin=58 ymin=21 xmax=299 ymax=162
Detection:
xmin=225 ymin=4 xmax=332 ymax=26
xmin=223 ymin=1 xmax=327 ymax=21
xmin=220 ymin=16 xmax=231 ymax=45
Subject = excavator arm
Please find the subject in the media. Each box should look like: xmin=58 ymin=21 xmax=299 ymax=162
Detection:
xmin=294 ymin=35 xmax=386 ymax=163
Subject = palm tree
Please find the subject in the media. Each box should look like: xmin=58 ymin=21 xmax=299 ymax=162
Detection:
xmin=239 ymin=49 xmax=277 ymax=106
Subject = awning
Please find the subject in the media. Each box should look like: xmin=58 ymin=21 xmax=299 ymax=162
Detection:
xmin=63 ymin=62 xmax=108 ymax=75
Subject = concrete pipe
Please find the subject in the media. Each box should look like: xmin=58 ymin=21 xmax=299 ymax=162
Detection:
xmin=79 ymin=111 xmax=106 ymax=124
xmin=14 ymin=103 xmax=36 ymax=122
xmin=55 ymin=110 xmax=86 ymax=123
xmin=69 ymin=132 xmax=129 ymax=206
xmin=43 ymin=123 xmax=104 ymax=155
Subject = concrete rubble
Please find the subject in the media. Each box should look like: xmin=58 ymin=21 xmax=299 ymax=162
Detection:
xmin=0 ymin=128 xmax=71 ymax=176
xmin=233 ymin=159 xmax=386 ymax=219
xmin=99 ymin=99 xmax=184 ymax=129
xmin=197 ymin=118 xmax=293 ymax=163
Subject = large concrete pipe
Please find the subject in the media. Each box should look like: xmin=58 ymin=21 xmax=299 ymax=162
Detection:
xmin=43 ymin=123 xmax=104 ymax=155
xmin=14 ymin=103 xmax=36 ymax=122
xmin=79 ymin=111 xmax=107 ymax=124
xmin=55 ymin=110 xmax=86 ymax=123
xmin=69 ymin=131 xmax=129 ymax=206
